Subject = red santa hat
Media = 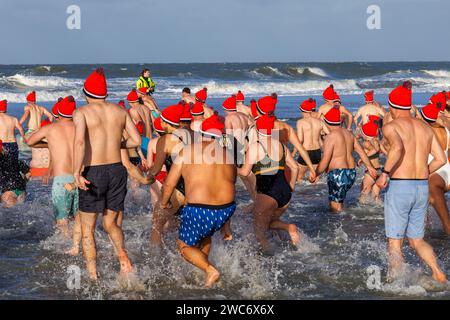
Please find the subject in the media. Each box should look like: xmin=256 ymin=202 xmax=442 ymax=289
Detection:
xmin=222 ymin=95 xmax=237 ymax=112
xmin=368 ymin=115 xmax=381 ymax=127
xmin=127 ymin=89 xmax=139 ymax=103
xmin=26 ymin=91 xmax=36 ymax=103
xmin=200 ymin=112 xmax=225 ymax=138
xmin=361 ymin=121 xmax=378 ymax=138
xmin=0 ymin=100 xmax=7 ymax=113
xmin=256 ymin=114 xmax=276 ymax=137
xmin=40 ymin=118 xmax=52 ymax=128
xmin=388 ymin=81 xmax=412 ymax=110
xmin=191 ymin=101 xmax=204 ymax=116
xmin=160 ymin=104 xmax=184 ymax=127
xmin=51 ymin=98 xmax=63 ymax=118
xmin=323 ymin=85 xmax=338 ymax=102
xmin=118 ymin=100 xmax=126 ymax=109
xmin=250 ymin=100 xmax=259 ymax=119
xmin=420 ymin=102 xmax=441 ymax=123
xmin=429 ymin=92 xmax=447 ymax=113
xmin=195 ymin=87 xmax=208 ymax=103
xmin=58 ymin=96 xmax=77 ymax=118
xmin=180 ymin=101 xmax=193 ymax=122
xmin=83 ymin=67 xmax=108 ymax=99
xmin=256 ymin=93 xmax=278 ymax=115
xmin=365 ymin=90 xmax=374 ymax=103
xmin=300 ymin=98 xmax=316 ymax=113
xmin=153 ymin=117 xmax=164 ymax=134
xmin=236 ymin=90 xmax=245 ymax=102
xmin=324 ymin=106 xmax=341 ymax=126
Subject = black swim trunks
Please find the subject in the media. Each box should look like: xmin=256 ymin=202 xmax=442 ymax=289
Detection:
xmin=0 ymin=142 xmax=25 ymax=193
xmin=297 ymin=149 xmax=322 ymax=166
xmin=78 ymin=162 xmax=127 ymax=213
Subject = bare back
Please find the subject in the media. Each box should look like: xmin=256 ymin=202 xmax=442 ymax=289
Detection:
xmin=357 ymin=104 xmax=385 ymax=125
xmin=182 ymin=141 xmax=236 ymax=205
xmin=388 ymin=117 xmax=435 ymax=179
xmin=325 ymin=128 xmax=356 ymax=171
xmin=45 ymin=121 xmax=76 ymax=176
xmin=0 ymin=114 xmax=19 ymax=143
xmin=225 ymin=112 xmax=250 ymax=144
xmin=296 ymin=117 xmax=325 ymax=150
xmin=25 ymin=105 xmax=45 ymax=131
xmin=236 ymin=103 xmax=251 ymax=117
xmin=77 ymin=101 xmax=128 ymax=166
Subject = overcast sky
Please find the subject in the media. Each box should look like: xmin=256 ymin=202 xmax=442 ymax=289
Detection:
xmin=1 ymin=0 xmax=449 ymax=64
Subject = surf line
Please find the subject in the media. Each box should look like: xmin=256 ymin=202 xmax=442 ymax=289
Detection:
xmin=176 ymin=304 xmax=210 ymax=318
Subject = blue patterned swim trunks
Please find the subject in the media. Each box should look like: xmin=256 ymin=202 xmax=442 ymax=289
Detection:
xmin=327 ymin=168 xmax=357 ymax=203
xmin=179 ymin=202 xmax=237 ymax=246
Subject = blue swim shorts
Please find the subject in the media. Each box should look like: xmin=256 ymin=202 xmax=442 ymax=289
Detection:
xmin=327 ymin=168 xmax=357 ymax=203
xmin=179 ymin=202 xmax=237 ymax=246
xmin=384 ymin=179 xmax=429 ymax=239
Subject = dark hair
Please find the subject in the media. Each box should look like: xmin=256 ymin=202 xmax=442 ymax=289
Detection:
xmin=182 ymin=87 xmax=191 ymax=94
xmin=141 ymin=69 xmax=150 ymax=77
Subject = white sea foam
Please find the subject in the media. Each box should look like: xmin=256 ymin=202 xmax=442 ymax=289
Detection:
xmin=422 ymin=69 xmax=450 ymax=78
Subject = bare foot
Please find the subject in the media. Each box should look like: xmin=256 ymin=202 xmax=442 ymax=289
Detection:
xmin=288 ymin=224 xmax=301 ymax=246
xmin=65 ymin=246 xmax=79 ymax=256
xmin=432 ymin=271 xmax=447 ymax=284
xmin=119 ymin=251 xmax=133 ymax=275
xmin=220 ymin=223 xmax=233 ymax=241
xmin=205 ymin=266 xmax=220 ymax=288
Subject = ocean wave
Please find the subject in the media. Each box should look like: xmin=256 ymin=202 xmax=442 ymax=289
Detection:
xmin=0 ymin=74 xmax=82 ymax=89
xmin=0 ymin=89 xmax=82 ymax=103
xmin=285 ymin=66 xmax=329 ymax=78
xmin=249 ymin=66 xmax=329 ymax=79
xmin=422 ymin=69 xmax=450 ymax=78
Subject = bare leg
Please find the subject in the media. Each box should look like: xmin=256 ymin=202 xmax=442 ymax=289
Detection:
xmin=359 ymin=174 xmax=374 ymax=204
xmin=102 ymin=209 xmax=132 ymax=276
xmin=408 ymin=238 xmax=447 ymax=283
xmin=220 ymin=220 xmax=233 ymax=241
xmin=177 ymin=238 xmax=220 ymax=287
xmin=330 ymin=201 xmax=343 ymax=213
xmin=80 ymin=211 xmax=99 ymax=280
xmin=1 ymin=192 xmax=18 ymax=208
xmin=429 ymin=174 xmax=450 ymax=234
xmin=150 ymin=190 xmax=183 ymax=246
xmin=116 ymin=211 xmax=123 ymax=228
xmin=297 ymin=165 xmax=308 ymax=182
xmin=65 ymin=214 xmax=82 ymax=256
xmin=56 ymin=218 xmax=71 ymax=239
xmin=372 ymin=183 xmax=382 ymax=204
xmin=253 ymin=194 xmax=277 ymax=251
xmin=240 ymin=173 xmax=257 ymax=201
xmin=387 ymin=238 xmax=404 ymax=281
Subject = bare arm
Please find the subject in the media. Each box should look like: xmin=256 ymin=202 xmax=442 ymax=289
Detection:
xmin=72 ymin=110 xmax=87 ymax=183
xmin=40 ymin=107 xmax=54 ymax=122
xmin=429 ymin=133 xmax=447 ymax=174
xmin=237 ymin=143 xmax=257 ymax=177
xmin=354 ymin=109 xmax=361 ymax=127
xmin=160 ymin=149 xmax=184 ymax=207
xmin=381 ymin=124 xmax=404 ymax=173
xmin=288 ymin=125 xmax=315 ymax=176
xmin=122 ymin=112 xmax=141 ymax=149
xmin=148 ymin=136 xmax=168 ymax=176
xmin=354 ymin=137 xmax=376 ymax=176
xmin=316 ymin=135 xmax=334 ymax=177
xmin=15 ymin=118 xmax=26 ymax=139
xmin=25 ymin=126 xmax=48 ymax=147
xmin=342 ymin=106 xmax=353 ymax=130
xmin=285 ymin=146 xmax=299 ymax=190
xmin=19 ymin=106 xmax=30 ymax=126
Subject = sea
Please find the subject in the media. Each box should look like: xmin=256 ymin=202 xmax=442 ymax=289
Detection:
xmin=1 ymin=62 xmax=450 ymax=300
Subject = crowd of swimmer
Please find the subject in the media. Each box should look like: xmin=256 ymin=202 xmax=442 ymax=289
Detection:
xmin=1 ymin=67 xmax=450 ymax=287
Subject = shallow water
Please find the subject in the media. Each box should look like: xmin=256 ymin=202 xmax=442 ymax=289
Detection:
xmin=1 ymin=165 xmax=450 ymax=300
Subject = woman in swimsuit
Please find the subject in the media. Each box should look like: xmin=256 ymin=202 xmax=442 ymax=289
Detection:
xmin=238 ymin=114 xmax=301 ymax=253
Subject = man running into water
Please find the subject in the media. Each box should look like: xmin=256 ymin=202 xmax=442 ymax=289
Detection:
xmin=376 ymin=81 xmax=447 ymax=283
xmin=354 ymin=91 xmax=386 ymax=128
xmin=236 ymin=90 xmax=252 ymax=117
xmin=73 ymin=68 xmax=141 ymax=280
xmin=195 ymin=88 xmax=214 ymax=118
xmin=0 ymin=100 xmax=27 ymax=207
xmin=357 ymin=119 xmax=384 ymax=204
xmin=314 ymin=107 xmax=377 ymax=213
xmin=239 ymin=114 xmax=300 ymax=254
xmin=416 ymin=102 xmax=450 ymax=234
xmin=181 ymin=87 xmax=196 ymax=104
xmin=161 ymin=114 xmax=237 ymax=287
xmin=317 ymin=85 xmax=353 ymax=130
xmin=19 ymin=91 xmax=53 ymax=180
xmin=26 ymin=96 xmax=81 ymax=254
xmin=294 ymin=98 xmax=329 ymax=181
xmin=128 ymin=89 xmax=152 ymax=138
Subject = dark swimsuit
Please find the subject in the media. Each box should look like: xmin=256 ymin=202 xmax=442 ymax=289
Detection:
xmin=297 ymin=149 xmax=322 ymax=165
xmin=164 ymin=133 xmax=187 ymax=196
xmin=252 ymin=142 xmax=292 ymax=208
